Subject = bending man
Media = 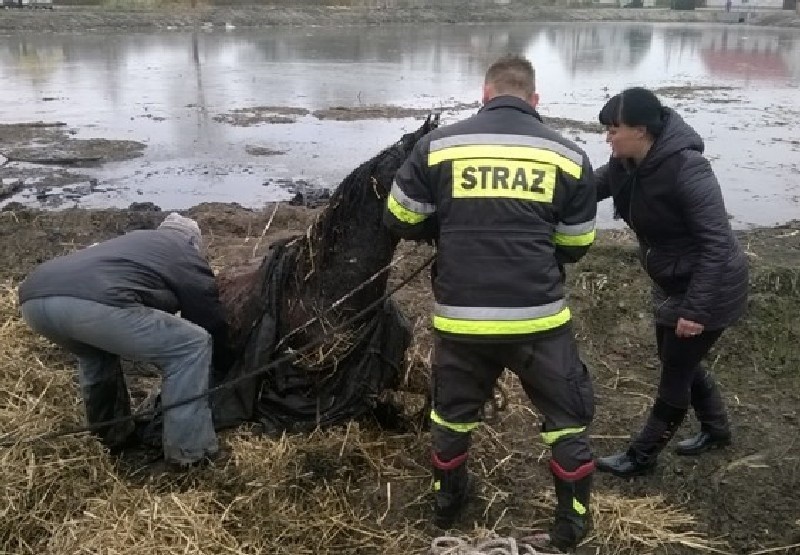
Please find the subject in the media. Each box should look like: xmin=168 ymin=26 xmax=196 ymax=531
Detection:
xmin=19 ymin=213 xmax=230 ymax=468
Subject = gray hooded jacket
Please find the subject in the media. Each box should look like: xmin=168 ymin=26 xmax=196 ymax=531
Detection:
xmin=18 ymin=226 xmax=229 ymax=362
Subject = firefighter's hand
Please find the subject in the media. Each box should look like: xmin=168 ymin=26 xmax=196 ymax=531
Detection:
xmin=676 ymin=317 xmax=704 ymax=338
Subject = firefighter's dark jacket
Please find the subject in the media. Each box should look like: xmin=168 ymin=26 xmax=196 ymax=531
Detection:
xmin=18 ymin=229 xmax=231 ymax=371
xmin=383 ymin=95 xmax=597 ymax=340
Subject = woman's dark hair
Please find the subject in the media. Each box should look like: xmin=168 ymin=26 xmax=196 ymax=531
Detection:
xmin=598 ymin=87 xmax=666 ymax=137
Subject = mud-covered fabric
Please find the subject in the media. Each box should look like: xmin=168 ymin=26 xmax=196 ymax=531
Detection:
xmin=209 ymin=240 xmax=410 ymax=433
xmin=596 ymin=108 xmax=748 ymax=329
xmin=208 ymin=241 xmax=293 ymax=429
xmin=254 ymin=297 xmax=410 ymax=434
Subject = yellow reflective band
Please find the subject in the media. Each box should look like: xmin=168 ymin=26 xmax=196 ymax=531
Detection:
xmin=433 ymin=307 xmax=571 ymax=336
xmin=553 ymin=229 xmax=596 ymax=247
xmin=573 ymin=498 xmax=587 ymax=515
xmin=387 ymin=193 xmax=428 ymax=225
xmin=427 ymin=145 xmax=582 ymax=179
xmin=430 ymin=409 xmax=480 ymax=434
xmin=540 ymin=426 xmax=586 ymax=445
xmin=433 ymin=480 xmax=441 ymax=492
xmin=452 ymin=159 xmax=555 ymax=203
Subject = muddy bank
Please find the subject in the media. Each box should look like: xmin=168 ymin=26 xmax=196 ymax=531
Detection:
xmin=211 ymin=103 xmax=484 ymax=126
xmin=210 ymin=103 xmax=607 ymax=128
xmin=3 ymin=76 xmax=797 ymax=212
xmin=0 ymin=5 xmax=799 ymax=32
xmin=0 ymin=122 xmax=146 ymax=206
xmin=0 ymin=202 xmax=797 ymax=554
xmin=0 ymin=109 xmax=607 ymax=207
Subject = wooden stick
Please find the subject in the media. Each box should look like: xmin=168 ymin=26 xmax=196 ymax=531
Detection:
xmin=251 ymin=202 xmax=280 ymax=257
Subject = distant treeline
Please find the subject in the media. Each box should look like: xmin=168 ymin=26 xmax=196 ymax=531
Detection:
xmin=50 ymin=0 xmax=567 ymax=7
xmin=51 ymin=0 xmax=470 ymax=6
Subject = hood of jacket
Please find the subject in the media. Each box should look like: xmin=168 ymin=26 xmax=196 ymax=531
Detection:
xmin=639 ymin=107 xmax=704 ymax=175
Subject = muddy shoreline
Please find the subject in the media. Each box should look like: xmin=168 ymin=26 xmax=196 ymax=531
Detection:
xmin=0 ymin=5 xmax=799 ymax=32
xmin=0 ymin=202 xmax=797 ymax=554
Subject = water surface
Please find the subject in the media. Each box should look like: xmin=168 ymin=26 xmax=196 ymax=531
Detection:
xmin=1 ymin=21 xmax=798 ymax=227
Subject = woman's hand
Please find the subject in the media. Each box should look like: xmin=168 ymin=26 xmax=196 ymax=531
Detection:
xmin=676 ymin=317 xmax=704 ymax=338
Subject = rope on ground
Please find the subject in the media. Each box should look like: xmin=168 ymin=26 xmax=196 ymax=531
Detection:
xmin=430 ymin=536 xmax=562 ymax=555
xmin=0 ymin=249 xmax=435 ymax=448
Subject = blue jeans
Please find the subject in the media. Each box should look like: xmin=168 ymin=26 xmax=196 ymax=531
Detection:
xmin=21 ymin=296 xmax=218 ymax=464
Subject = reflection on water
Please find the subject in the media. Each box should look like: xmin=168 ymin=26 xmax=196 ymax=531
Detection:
xmin=0 ymin=22 xmax=798 ymax=224
xmin=545 ymin=26 xmax=654 ymax=74
xmin=663 ymin=26 xmax=800 ymax=82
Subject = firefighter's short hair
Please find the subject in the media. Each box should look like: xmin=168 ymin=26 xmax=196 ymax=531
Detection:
xmin=485 ymin=55 xmax=536 ymax=99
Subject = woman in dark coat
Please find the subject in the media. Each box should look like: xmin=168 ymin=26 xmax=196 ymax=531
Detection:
xmin=594 ymin=88 xmax=749 ymax=478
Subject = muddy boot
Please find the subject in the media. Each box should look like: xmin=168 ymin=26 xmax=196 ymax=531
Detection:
xmin=432 ymin=452 xmax=470 ymax=529
xmin=82 ymin=358 xmax=136 ymax=451
xmin=597 ymin=399 xmax=687 ymax=478
xmin=676 ymin=369 xmax=731 ymax=456
xmin=523 ymin=461 xmax=593 ymax=553
xmin=549 ymin=461 xmax=593 ymax=551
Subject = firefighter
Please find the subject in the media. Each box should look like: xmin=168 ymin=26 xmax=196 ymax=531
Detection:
xmin=383 ymin=55 xmax=597 ymax=551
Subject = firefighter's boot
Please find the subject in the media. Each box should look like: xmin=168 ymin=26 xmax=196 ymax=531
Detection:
xmin=676 ymin=369 xmax=732 ymax=456
xmin=526 ymin=460 xmax=594 ymax=553
xmin=597 ymin=399 xmax=687 ymax=478
xmin=548 ymin=460 xmax=594 ymax=551
xmin=432 ymin=452 xmax=470 ymax=529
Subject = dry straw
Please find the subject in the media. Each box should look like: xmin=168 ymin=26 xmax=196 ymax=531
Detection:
xmin=0 ymin=282 xmax=725 ymax=555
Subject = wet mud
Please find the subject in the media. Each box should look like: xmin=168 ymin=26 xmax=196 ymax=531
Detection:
xmin=212 ymin=106 xmax=311 ymax=126
xmin=653 ymin=85 xmax=740 ymax=101
xmin=5 ymin=79 xmax=796 ymax=209
xmin=0 ymin=122 xmax=145 ymax=164
xmin=310 ymin=102 xmax=481 ymax=121
xmin=0 ymin=122 xmax=146 ymax=205
xmin=2 ymin=81 xmax=772 ymax=207
xmin=211 ymin=103 xmax=483 ymax=125
xmin=244 ymin=145 xmax=287 ymax=156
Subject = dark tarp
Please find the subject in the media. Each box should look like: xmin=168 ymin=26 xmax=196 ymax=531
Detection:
xmin=135 ymin=238 xmax=411 ymax=444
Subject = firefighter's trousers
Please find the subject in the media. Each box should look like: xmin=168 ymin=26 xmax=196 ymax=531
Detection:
xmin=430 ymin=325 xmax=594 ymax=472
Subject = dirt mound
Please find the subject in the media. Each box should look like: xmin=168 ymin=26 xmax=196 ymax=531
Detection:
xmin=0 ymin=204 xmax=797 ymax=554
xmin=213 ymin=106 xmax=311 ymax=126
xmin=0 ymin=122 xmax=147 ymax=206
xmin=0 ymin=122 xmax=145 ymax=164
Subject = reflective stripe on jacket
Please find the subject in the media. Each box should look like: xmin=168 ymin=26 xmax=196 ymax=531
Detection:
xmin=384 ymin=95 xmax=597 ymax=340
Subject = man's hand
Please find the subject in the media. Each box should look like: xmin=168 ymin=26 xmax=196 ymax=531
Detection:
xmin=676 ymin=317 xmax=704 ymax=338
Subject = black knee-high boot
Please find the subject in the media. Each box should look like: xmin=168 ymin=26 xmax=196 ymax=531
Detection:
xmin=675 ymin=368 xmax=731 ymax=456
xmin=82 ymin=358 xmax=136 ymax=451
xmin=597 ymin=399 xmax=687 ymax=478
xmin=550 ymin=460 xmax=594 ymax=550
xmin=431 ymin=451 xmax=470 ymax=528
